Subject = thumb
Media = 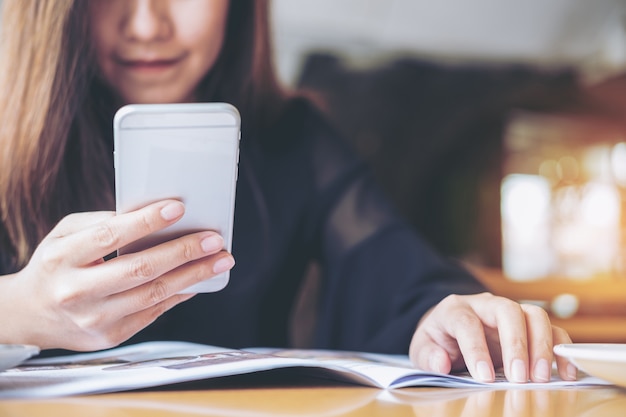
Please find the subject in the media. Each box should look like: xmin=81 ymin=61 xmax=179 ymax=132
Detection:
xmin=410 ymin=335 xmax=452 ymax=374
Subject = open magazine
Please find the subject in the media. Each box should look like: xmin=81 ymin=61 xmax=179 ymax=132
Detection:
xmin=0 ymin=341 xmax=609 ymax=398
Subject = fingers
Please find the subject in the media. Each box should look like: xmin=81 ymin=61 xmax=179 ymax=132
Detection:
xmin=468 ymin=296 xmax=557 ymax=383
xmin=32 ymin=234 xmax=233 ymax=350
xmin=409 ymin=335 xmax=453 ymax=375
xmin=33 ymin=235 xmax=233 ymax=351
xmin=446 ymin=304 xmax=497 ymax=382
xmin=507 ymin=304 xmax=577 ymax=383
xmin=410 ymin=294 xmax=497 ymax=382
xmin=88 ymin=230 xmax=232 ymax=295
xmin=521 ymin=304 xmax=553 ymax=382
xmin=410 ymin=293 xmax=577 ymax=384
xmin=56 ymin=200 xmax=186 ymax=266
xmin=104 ymin=250 xmax=234 ymax=318
xmin=491 ymin=300 xmax=530 ymax=383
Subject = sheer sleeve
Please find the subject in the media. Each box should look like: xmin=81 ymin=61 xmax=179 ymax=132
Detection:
xmin=305 ymin=112 xmax=486 ymax=354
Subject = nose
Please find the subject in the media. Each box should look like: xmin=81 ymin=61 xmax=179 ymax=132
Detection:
xmin=121 ymin=0 xmax=171 ymax=41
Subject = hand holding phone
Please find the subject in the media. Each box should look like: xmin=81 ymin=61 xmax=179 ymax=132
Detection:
xmin=114 ymin=103 xmax=240 ymax=293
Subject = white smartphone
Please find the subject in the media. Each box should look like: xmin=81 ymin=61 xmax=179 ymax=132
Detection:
xmin=114 ymin=103 xmax=240 ymax=293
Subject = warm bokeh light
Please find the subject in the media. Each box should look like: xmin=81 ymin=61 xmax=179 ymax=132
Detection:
xmin=551 ymin=182 xmax=620 ymax=278
xmin=501 ymin=174 xmax=552 ymax=281
xmin=502 ymin=112 xmax=626 ymax=281
xmin=501 ymin=174 xmax=551 ymax=234
xmin=556 ymin=156 xmax=580 ymax=182
xmin=502 ymin=151 xmax=622 ymax=280
xmin=582 ymin=145 xmax=613 ymax=182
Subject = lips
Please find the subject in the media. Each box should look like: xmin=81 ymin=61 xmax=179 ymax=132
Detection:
xmin=114 ymin=54 xmax=185 ymax=72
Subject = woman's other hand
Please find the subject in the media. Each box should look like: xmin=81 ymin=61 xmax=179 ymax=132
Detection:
xmin=409 ymin=292 xmax=577 ymax=383
xmin=2 ymin=200 xmax=234 ymax=351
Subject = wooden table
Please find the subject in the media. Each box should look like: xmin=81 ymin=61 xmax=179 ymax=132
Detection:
xmin=1 ymin=385 xmax=625 ymax=416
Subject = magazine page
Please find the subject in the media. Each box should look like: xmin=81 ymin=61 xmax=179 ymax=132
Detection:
xmin=0 ymin=342 xmax=324 ymax=399
xmin=0 ymin=341 xmax=612 ymax=399
xmin=2 ymin=342 xmax=427 ymax=398
xmin=249 ymin=348 xmax=612 ymax=389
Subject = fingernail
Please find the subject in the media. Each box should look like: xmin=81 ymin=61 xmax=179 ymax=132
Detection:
xmin=566 ymin=363 xmax=578 ymax=380
xmin=160 ymin=202 xmax=184 ymax=221
xmin=201 ymin=235 xmax=223 ymax=253
xmin=533 ymin=358 xmax=551 ymax=382
xmin=511 ymin=359 xmax=528 ymax=383
xmin=476 ymin=361 xmax=494 ymax=382
xmin=213 ymin=256 xmax=235 ymax=274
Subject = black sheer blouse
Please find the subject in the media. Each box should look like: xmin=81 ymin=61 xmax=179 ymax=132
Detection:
xmin=1 ymin=98 xmax=485 ymax=354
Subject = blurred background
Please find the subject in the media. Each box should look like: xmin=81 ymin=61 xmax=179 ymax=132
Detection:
xmin=270 ymin=0 xmax=626 ymax=343
xmin=272 ymin=0 xmax=626 ymax=85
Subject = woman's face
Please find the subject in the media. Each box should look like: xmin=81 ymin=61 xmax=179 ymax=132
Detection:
xmin=89 ymin=0 xmax=230 ymax=104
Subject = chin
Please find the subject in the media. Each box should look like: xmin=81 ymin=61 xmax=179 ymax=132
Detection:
xmin=124 ymin=96 xmax=185 ymax=105
xmin=122 ymin=89 xmax=194 ymax=105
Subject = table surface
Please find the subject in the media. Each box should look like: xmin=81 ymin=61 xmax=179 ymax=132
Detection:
xmin=1 ymin=384 xmax=625 ymax=417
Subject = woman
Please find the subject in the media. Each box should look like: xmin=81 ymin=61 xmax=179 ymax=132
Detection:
xmin=0 ymin=0 xmax=575 ymax=383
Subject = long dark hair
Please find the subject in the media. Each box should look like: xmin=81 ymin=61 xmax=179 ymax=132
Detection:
xmin=0 ymin=0 xmax=286 ymax=269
